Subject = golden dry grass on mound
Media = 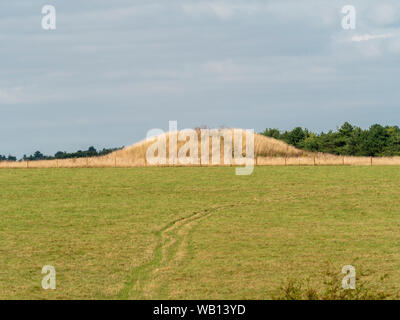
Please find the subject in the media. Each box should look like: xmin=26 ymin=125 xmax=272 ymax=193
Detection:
xmin=107 ymin=130 xmax=304 ymax=160
xmin=1 ymin=130 xmax=400 ymax=168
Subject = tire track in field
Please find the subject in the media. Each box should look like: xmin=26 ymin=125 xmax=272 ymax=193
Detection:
xmin=118 ymin=204 xmax=235 ymax=300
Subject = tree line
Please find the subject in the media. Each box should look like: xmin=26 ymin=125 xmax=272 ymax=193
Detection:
xmin=1 ymin=146 xmax=122 ymax=162
xmin=3 ymin=123 xmax=400 ymax=160
xmin=261 ymin=122 xmax=400 ymax=156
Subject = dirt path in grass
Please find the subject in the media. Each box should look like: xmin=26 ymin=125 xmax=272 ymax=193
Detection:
xmin=118 ymin=204 xmax=235 ymax=300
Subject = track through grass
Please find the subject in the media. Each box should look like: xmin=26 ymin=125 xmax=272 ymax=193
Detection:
xmin=118 ymin=204 xmax=239 ymax=299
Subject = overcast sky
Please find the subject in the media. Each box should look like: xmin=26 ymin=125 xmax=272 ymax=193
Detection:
xmin=1 ymin=0 xmax=400 ymax=157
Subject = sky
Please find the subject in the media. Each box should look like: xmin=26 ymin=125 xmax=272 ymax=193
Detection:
xmin=1 ymin=0 xmax=400 ymax=157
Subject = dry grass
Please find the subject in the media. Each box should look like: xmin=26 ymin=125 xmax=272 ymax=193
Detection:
xmin=2 ymin=130 xmax=400 ymax=168
xmin=274 ymin=266 xmax=391 ymax=300
xmin=254 ymin=133 xmax=303 ymax=157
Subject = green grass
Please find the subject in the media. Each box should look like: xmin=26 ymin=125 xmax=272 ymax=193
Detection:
xmin=0 ymin=166 xmax=400 ymax=299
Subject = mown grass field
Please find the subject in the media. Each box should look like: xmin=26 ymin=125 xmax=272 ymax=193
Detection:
xmin=0 ymin=166 xmax=400 ymax=299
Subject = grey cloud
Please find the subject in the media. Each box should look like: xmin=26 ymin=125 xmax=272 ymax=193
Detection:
xmin=1 ymin=0 xmax=399 ymax=157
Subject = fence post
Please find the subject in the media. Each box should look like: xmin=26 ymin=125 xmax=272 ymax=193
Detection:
xmin=56 ymin=159 xmax=59 ymax=168
xmin=27 ymin=160 xmax=29 ymax=169
xmin=313 ymin=156 xmax=316 ymax=166
xmin=342 ymin=156 xmax=345 ymax=165
xmin=371 ymin=157 xmax=373 ymax=166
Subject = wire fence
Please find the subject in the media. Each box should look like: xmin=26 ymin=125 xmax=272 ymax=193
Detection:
xmin=1 ymin=155 xmax=400 ymax=168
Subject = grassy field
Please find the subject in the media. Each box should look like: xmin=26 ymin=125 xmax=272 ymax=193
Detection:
xmin=0 ymin=166 xmax=400 ymax=299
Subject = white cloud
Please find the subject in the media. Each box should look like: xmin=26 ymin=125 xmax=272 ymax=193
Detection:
xmin=203 ymin=59 xmax=243 ymax=74
xmin=181 ymin=0 xmax=337 ymax=27
xmin=0 ymin=86 xmax=71 ymax=105
xmin=351 ymin=33 xmax=394 ymax=42
xmin=181 ymin=1 xmax=260 ymax=19
xmin=0 ymin=87 xmax=24 ymax=104
xmin=369 ymin=4 xmax=398 ymax=26
xmin=388 ymin=37 xmax=400 ymax=53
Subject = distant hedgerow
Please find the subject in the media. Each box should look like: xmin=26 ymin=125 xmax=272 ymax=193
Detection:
xmin=1 ymin=146 xmax=123 ymax=162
